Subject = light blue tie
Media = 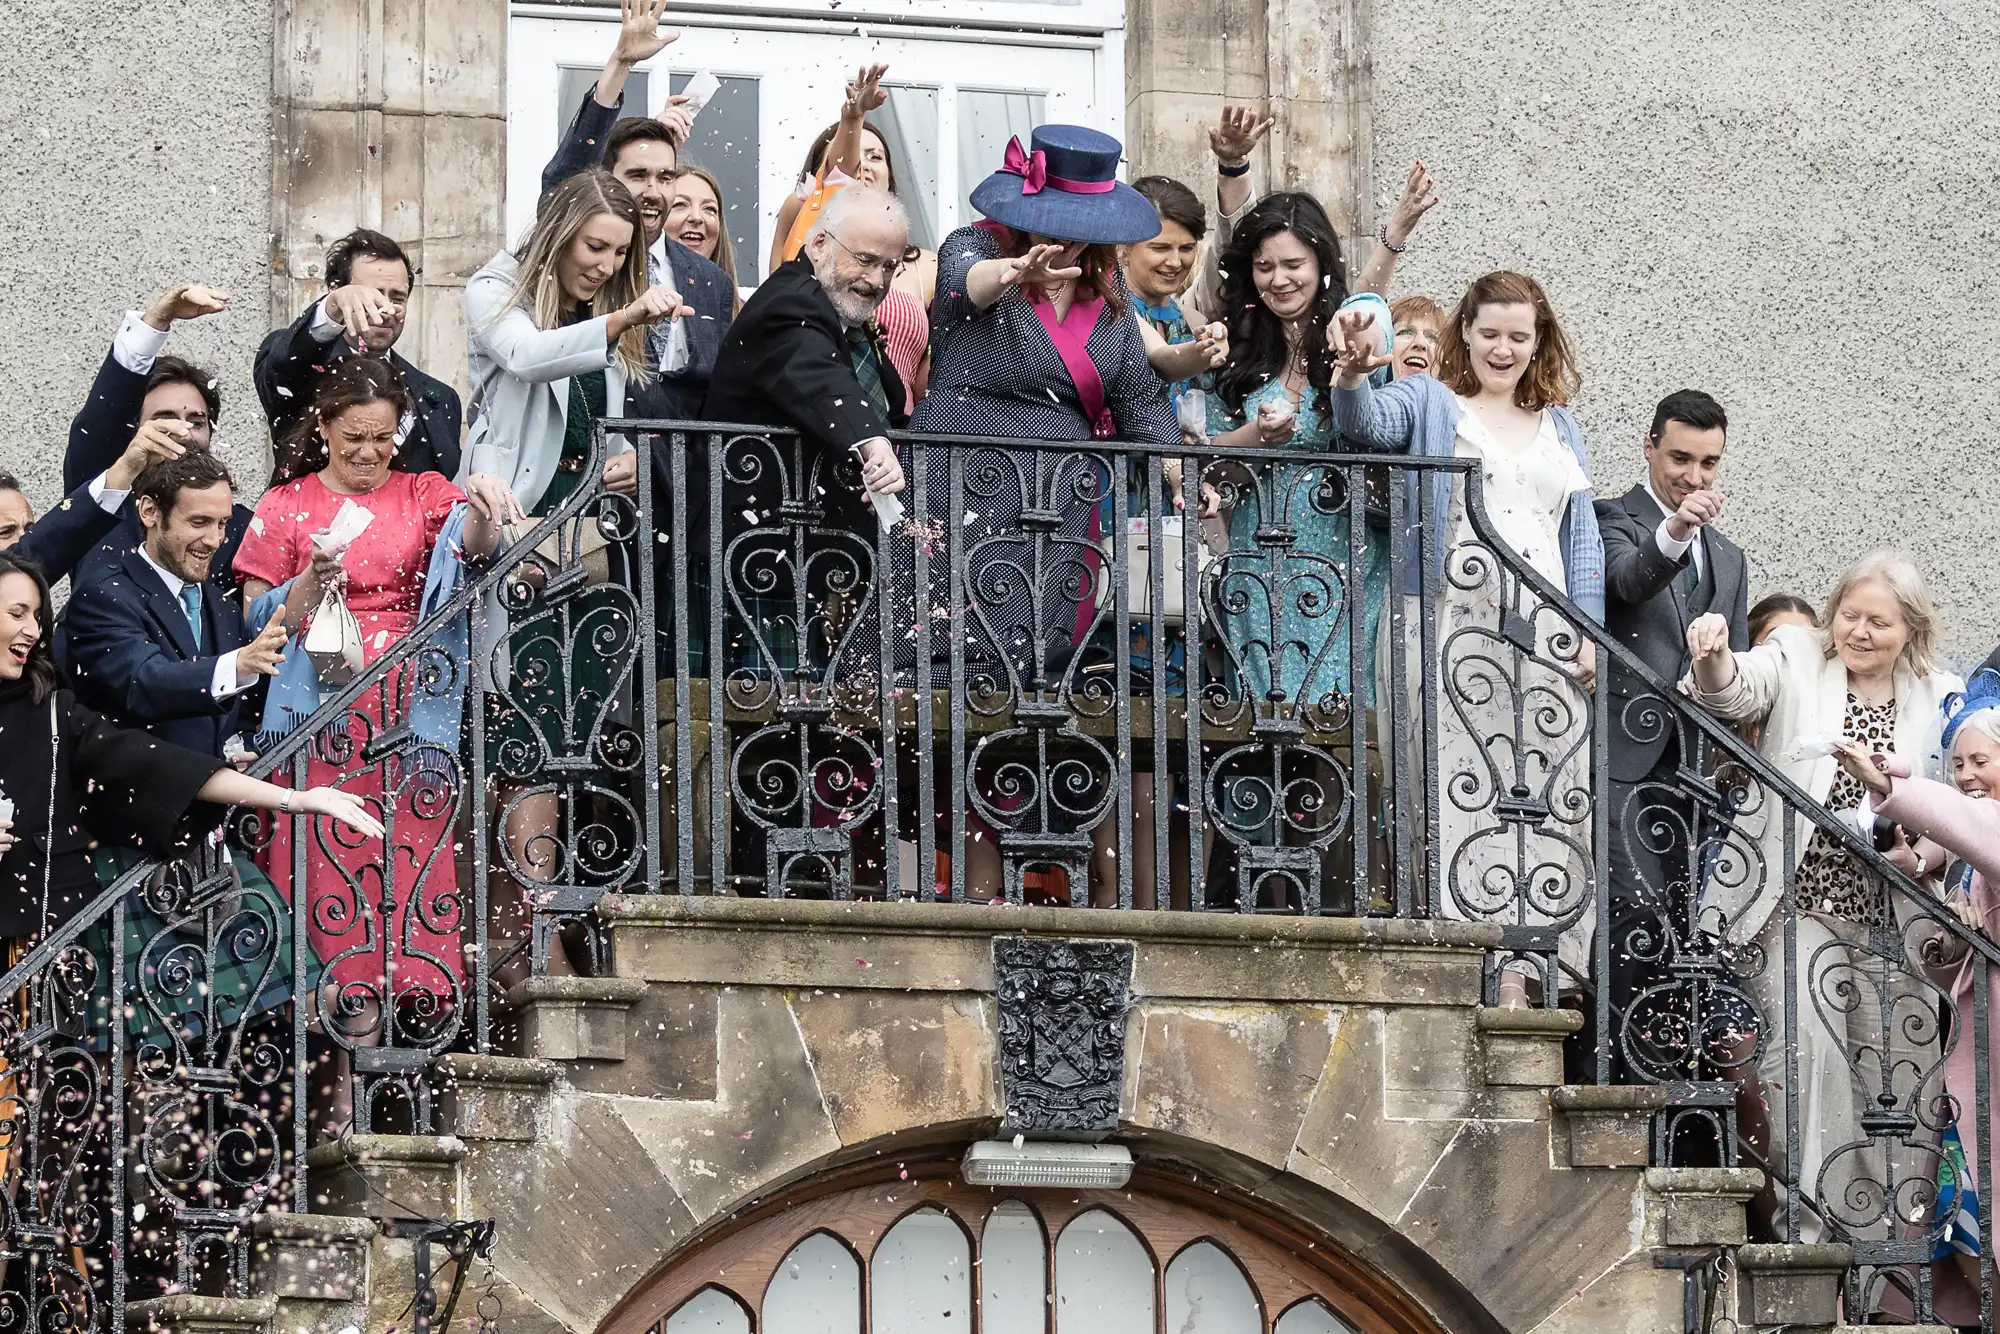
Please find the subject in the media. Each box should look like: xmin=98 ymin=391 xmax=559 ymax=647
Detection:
xmin=180 ymin=584 xmax=203 ymax=653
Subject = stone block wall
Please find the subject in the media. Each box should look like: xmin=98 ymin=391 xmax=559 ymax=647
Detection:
xmin=414 ymin=897 xmax=1709 ymax=1334
xmin=271 ymin=0 xmax=508 ymax=405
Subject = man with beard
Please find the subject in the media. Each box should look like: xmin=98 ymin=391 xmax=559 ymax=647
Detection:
xmin=539 ymin=0 xmax=733 ymax=419
xmin=254 ymin=229 xmax=462 ymax=479
xmin=697 ymin=189 xmax=909 ymax=678
xmin=60 ymin=451 xmax=285 ymax=758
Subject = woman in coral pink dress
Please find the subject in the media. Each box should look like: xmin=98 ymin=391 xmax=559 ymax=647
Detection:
xmin=235 ymin=360 xmax=510 ymax=1128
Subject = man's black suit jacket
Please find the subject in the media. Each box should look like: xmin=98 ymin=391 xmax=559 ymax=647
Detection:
xmin=254 ymin=303 xmax=463 ymax=480
xmin=1595 ymin=484 xmax=1749 ymax=782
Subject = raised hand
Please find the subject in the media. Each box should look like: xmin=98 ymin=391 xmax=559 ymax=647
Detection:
xmin=1666 ymin=490 xmax=1726 ymax=541
xmin=107 ymin=420 xmax=193 ymax=490
xmin=1006 ymin=243 xmax=1084 ymax=289
xmin=1832 ymin=738 xmax=1894 ymax=798
xmin=1686 ymin=611 xmax=1730 ymax=661
xmin=1208 ymin=104 xmax=1274 ymax=166
xmin=1329 ymin=308 xmax=1392 ymax=377
xmin=144 ymin=284 xmax=230 ymax=332
xmin=613 ymin=0 xmax=678 ymax=65
xmin=656 ymin=93 xmax=695 ymax=146
xmin=325 ymin=284 xmax=399 ymax=345
xmin=1384 ymin=159 xmax=1440 ymax=248
xmin=844 ymin=63 xmax=890 ymax=119
xmin=1192 ymin=322 xmax=1229 ymax=369
xmin=236 ymin=611 xmax=290 ymax=683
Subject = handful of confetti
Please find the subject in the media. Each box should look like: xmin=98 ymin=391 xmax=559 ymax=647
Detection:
xmin=311 ymin=498 xmax=374 ymax=556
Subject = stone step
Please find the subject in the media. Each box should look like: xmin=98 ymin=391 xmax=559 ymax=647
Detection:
xmin=307 ymin=1133 xmax=470 ymax=1222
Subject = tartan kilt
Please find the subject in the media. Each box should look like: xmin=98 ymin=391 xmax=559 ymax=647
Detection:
xmin=82 ymin=846 xmax=318 ymax=1046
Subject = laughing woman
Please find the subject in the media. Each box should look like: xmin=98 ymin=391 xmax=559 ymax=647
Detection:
xmin=1330 ymin=270 xmax=1605 ymax=1001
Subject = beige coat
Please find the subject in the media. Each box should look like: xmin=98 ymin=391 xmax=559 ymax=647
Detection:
xmin=1690 ymin=622 xmax=1961 ymax=943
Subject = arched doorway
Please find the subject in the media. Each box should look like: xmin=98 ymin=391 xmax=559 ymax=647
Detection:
xmin=601 ymin=1157 xmax=1445 ymax=1334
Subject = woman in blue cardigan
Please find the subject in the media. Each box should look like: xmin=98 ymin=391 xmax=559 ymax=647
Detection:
xmin=1331 ymin=271 xmax=1604 ymax=1005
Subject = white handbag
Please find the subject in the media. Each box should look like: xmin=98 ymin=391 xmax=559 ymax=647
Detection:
xmin=303 ymin=584 xmax=366 ymax=686
xmin=1095 ymin=515 xmax=1212 ymax=625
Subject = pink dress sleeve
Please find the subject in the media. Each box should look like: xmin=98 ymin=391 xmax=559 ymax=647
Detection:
xmin=1875 ymin=773 xmax=2000 ymax=887
xmin=411 ymin=470 xmax=468 ymax=547
xmin=233 ymin=482 xmax=311 ymax=588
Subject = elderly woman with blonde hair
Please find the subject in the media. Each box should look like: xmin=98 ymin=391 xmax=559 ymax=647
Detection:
xmin=1687 ymin=550 xmax=1962 ymax=1245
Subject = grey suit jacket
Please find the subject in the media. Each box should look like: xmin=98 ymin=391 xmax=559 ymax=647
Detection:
xmin=1595 ymin=484 xmax=1749 ymax=782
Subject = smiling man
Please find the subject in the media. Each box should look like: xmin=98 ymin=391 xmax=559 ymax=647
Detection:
xmin=60 ymin=452 xmax=283 ymax=759
xmin=1594 ymin=387 xmax=1749 ymax=1080
xmin=538 ymin=0 xmax=734 ymax=420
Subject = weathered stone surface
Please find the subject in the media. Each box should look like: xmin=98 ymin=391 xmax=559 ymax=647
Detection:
xmin=1397 ymin=1119 xmax=1645 ymax=1332
xmin=251 ymin=1212 xmax=376 ymax=1303
xmin=1382 ymin=1005 xmax=1479 ymax=1119
xmin=126 ymin=1295 xmax=278 ymax=1334
xmin=1552 ymin=1084 xmax=1667 ymax=1168
xmin=1524 ymin=1253 xmax=1687 ymax=1334
xmin=1477 ymin=1005 xmax=1584 ymax=1091
xmin=506 ymin=976 xmax=649 ymax=1062
xmin=613 ymin=988 xmax=843 ymax=1224
xmin=437 ymin=1053 xmax=559 ymax=1142
xmin=792 ymin=989 xmax=996 ymax=1144
xmin=1644 ymin=1166 xmax=1764 ymax=1246
xmin=1734 ymin=1243 xmax=1851 ymax=1330
xmin=307 ymin=1134 xmax=468 ymax=1222
xmin=1126 ymin=1003 xmax=1336 ymax=1168
xmin=457 ymin=1094 xmax=701 ymax=1334
xmin=562 ymin=983 xmax=721 ymax=1100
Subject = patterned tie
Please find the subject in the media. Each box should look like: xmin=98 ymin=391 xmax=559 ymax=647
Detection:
xmin=180 ymin=584 xmax=203 ymax=653
xmin=844 ymin=324 xmax=892 ymax=420
xmin=846 ymin=325 xmax=890 ymax=421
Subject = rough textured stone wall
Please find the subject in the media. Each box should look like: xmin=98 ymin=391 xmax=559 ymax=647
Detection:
xmin=0 ymin=0 xmax=274 ymax=507
xmin=1365 ymin=0 xmax=2000 ymax=658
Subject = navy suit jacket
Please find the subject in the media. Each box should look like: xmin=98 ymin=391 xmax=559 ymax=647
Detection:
xmin=15 ymin=481 xmax=124 ymax=587
xmin=540 ymin=89 xmax=734 ymax=421
xmin=60 ymin=546 xmax=255 ymax=759
xmin=65 ymin=341 xmax=251 ymax=596
xmin=254 ymin=302 xmax=463 ymax=479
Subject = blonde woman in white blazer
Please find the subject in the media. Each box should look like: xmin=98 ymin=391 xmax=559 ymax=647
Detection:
xmin=1687 ymin=551 xmax=1960 ymax=1245
xmin=463 ymin=167 xmax=685 ymax=978
xmin=462 ymin=168 xmax=685 ymax=512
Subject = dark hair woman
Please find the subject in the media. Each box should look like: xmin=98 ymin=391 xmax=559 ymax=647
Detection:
xmin=1204 ymin=191 xmax=1391 ymax=714
xmin=0 ymin=551 xmax=377 ymax=953
xmin=234 ymin=359 xmax=512 ymax=1060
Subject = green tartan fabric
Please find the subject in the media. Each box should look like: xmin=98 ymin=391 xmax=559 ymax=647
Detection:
xmin=82 ymin=846 xmax=316 ymax=1045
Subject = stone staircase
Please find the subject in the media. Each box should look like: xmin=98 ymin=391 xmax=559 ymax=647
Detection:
xmin=134 ymin=896 xmax=1870 ymax=1334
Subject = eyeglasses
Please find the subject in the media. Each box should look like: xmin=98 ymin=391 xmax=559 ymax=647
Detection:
xmin=829 ymin=232 xmax=905 ymax=280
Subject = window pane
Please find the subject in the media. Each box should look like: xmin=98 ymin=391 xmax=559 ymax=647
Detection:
xmin=558 ymin=66 xmax=649 ymax=139
xmin=957 ymin=90 xmax=1046 ymax=226
xmin=872 ymin=1207 xmax=972 ymax=1334
xmin=1054 ymin=1209 xmax=1154 ymax=1334
xmin=663 ymin=1286 xmax=751 ymax=1334
xmin=1163 ymin=1242 xmax=1260 ymax=1334
xmin=763 ymin=1232 xmax=860 ymax=1334
xmin=871 ymin=86 xmax=941 ymax=251
xmin=1274 ymin=1298 xmax=1359 ymax=1334
xmin=670 ymin=72 xmax=763 ymax=284
xmin=981 ymin=1200 xmax=1048 ymax=1334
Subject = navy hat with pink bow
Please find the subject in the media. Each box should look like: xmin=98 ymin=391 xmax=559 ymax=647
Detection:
xmin=968 ymin=125 xmax=1162 ymax=246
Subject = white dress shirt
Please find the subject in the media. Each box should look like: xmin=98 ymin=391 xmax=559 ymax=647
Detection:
xmin=112 ymin=311 xmax=171 ymax=376
xmin=135 ymin=543 xmax=248 ymax=701
xmin=1643 ymin=479 xmax=1704 ymax=581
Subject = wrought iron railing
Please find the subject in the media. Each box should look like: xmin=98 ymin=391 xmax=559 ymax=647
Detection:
xmin=1 ymin=421 xmax=1991 ymax=1327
